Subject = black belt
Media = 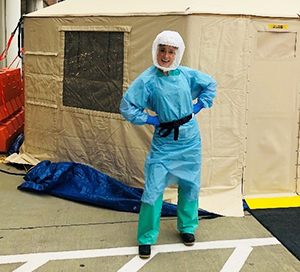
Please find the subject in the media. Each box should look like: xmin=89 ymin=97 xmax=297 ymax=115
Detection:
xmin=158 ymin=114 xmax=192 ymax=141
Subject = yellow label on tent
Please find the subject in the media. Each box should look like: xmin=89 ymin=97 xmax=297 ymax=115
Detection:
xmin=268 ymin=24 xmax=287 ymax=29
xmin=245 ymin=196 xmax=300 ymax=209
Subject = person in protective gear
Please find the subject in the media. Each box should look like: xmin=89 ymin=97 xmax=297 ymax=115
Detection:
xmin=119 ymin=30 xmax=217 ymax=259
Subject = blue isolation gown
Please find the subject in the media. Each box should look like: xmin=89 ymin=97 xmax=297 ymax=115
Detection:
xmin=120 ymin=65 xmax=217 ymax=205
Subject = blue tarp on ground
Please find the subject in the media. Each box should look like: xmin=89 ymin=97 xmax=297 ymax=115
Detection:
xmin=18 ymin=160 xmax=213 ymax=216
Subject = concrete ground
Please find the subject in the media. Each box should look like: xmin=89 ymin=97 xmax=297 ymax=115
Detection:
xmin=0 ymin=161 xmax=299 ymax=272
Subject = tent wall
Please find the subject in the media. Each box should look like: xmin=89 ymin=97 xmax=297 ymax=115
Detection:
xmin=298 ymin=161 xmax=300 ymax=195
xmin=23 ymin=14 xmax=250 ymax=216
xmin=24 ymin=14 xmax=300 ymax=213
xmin=243 ymin=18 xmax=300 ymax=197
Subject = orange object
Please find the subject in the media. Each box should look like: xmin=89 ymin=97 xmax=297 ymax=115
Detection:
xmin=0 ymin=67 xmax=24 ymax=152
xmin=0 ymin=104 xmax=9 ymax=120
xmin=0 ymin=110 xmax=24 ymax=152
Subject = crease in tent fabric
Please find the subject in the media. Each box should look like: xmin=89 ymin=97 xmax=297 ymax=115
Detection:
xmin=18 ymin=160 xmax=214 ymax=217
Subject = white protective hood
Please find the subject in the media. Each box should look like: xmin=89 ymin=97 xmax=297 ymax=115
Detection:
xmin=152 ymin=30 xmax=185 ymax=72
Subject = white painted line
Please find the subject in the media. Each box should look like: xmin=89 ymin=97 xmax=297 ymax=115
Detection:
xmin=220 ymin=245 xmax=253 ymax=272
xmin=13 ymin=258 xmax=48 ymax=272
xmin=154 ymin=237 xmax=279 ymax=252
xmin=0 ymin=247 xmax=137 ymax=264
xmin=117 ymin=251 xmax=158 ymax=272
xmin=0 ymin=237 xmax=281 ymax=272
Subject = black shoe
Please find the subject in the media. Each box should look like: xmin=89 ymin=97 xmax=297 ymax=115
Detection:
xmin=181 ymin=233 xmax=195 ymax=246
xmin=139 ymin=245 xmax=151 ymax=259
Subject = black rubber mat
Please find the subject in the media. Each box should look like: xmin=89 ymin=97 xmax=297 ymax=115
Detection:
xmin=249 ymin=207 xmax=300 ymax=261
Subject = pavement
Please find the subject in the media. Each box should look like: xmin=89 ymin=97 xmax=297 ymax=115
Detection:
xmin=0 ymin=161 xmax=300 ymax=272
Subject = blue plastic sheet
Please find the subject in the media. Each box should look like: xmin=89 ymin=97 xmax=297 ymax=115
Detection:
xmin=7 ymin=132 xmax=24 ymax=155
xmin=18 ymin=160 xmax=212 ymax=216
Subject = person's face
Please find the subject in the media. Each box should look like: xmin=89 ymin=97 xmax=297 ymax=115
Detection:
xmin=157 ymin=45 xmax=176 ymax=68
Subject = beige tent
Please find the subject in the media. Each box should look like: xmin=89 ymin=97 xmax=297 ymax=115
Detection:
xmin=20 ymin=0 xmax=300 ymax=216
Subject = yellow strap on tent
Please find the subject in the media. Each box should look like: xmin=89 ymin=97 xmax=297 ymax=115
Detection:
xmin=245 ymin=196 xmax=300 ymax=209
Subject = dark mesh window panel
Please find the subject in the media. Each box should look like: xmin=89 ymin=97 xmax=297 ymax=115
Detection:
xmin=63 ymin=31 xmax=124 ymax=113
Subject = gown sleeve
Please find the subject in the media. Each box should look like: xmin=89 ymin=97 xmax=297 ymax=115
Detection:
xmin=119 ymin=71 xmax=152 ymax=125
xmin=183 ymin=67 xmax=217 ymax=108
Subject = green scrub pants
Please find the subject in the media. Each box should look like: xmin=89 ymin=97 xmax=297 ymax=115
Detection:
xmin=137 ymin=187 xmax=199 ymax=245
